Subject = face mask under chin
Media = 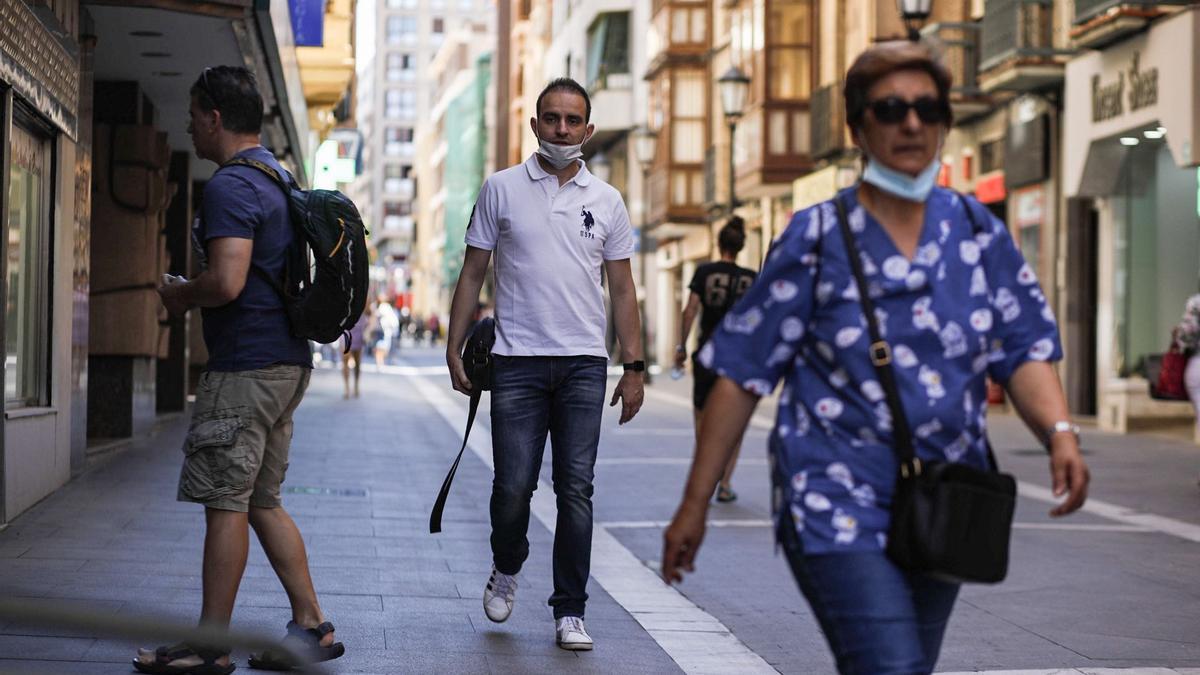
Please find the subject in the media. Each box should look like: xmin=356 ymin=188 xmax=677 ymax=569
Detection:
xmin=858 ymin=133 xmax=943 ymax=203
xmin=536 ymin=131 xmax=589 ymax=170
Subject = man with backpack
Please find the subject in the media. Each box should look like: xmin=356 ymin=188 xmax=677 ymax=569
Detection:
xmin=446 ymin=77 xmax=645 ymax=651
xmin=135 ymin=66 xmax=345 ymax=674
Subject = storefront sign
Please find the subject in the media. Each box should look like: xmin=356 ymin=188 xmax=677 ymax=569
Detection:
xmin=1090 ymin=51 xmax=1159 ymax=123
xmin=1064 ymin=9 xmax=1198 ymax=197
xmin=975 ymin=172 xmax=1007 ymax=204
xmin=0 ymin=0 xmax=78 ymax=139
xmin=288 ymin=0 xmax=326 ymax=47
xmin=1013 ymin=185 xmax=1045 ymax=228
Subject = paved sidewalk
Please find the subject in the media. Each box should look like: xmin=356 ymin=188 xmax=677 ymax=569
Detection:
xmin=0 ymin=364 xmax=679 ymax=674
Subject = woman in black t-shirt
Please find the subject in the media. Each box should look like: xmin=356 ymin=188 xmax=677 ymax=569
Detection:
xmin=674 ymin=217 xmax=758 ymax=502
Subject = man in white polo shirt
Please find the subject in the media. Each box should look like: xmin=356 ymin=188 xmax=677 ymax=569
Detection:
xmin=446 ymin=77 xmax=645 ymax=651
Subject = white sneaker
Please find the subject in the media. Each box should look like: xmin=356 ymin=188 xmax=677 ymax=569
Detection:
xmin=555 ymin=616 xmax=593 ymax=651
xmin=483 ymin=566 xmax=517 ymax=623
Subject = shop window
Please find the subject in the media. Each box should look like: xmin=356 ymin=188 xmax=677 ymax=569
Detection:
xmin=980 ymin=139 xmax=1004 ymax=175
xmin=586 ymin=12 xmax=630 ymax=91
xmin=6 ymin=118 xmax=53 ymax=407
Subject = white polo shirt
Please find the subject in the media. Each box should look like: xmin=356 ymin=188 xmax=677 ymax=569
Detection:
xmin=465 ymin=153 xmax=635 ymax=357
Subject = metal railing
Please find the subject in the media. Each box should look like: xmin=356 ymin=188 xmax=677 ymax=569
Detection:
xmin=980 ymin=0 xmax=1061 ymax=71
xmin=1074 ymin=0 xmax=1195 ymax=25
xmin=922 ymin=22 xmax=984 ymax=99
xmin=810 ymin=82 xmax=845 ymax=161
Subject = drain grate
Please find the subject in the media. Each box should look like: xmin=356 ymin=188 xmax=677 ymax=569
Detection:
xmin=283 ymin=486 xmax=369 ymax=497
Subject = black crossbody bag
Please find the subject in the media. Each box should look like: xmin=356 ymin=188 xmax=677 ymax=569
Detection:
xmin=429 ymin=317 xmax=495 ymax=534
xmin=831 ymin=195 xmax=1016 ymax=584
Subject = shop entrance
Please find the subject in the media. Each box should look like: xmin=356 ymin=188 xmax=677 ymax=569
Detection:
xmin=1066 ymin=198 xmax=1099 ymax=416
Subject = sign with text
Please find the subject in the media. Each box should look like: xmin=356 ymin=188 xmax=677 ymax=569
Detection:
xmin=288 ymin=0 xmax=326 ymax=47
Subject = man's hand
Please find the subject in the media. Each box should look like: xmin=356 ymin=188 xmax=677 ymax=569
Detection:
xmin=447 ymin=350 xmax=472 ymax=396
xmin=1048 ymin=435 xmax=1089 ymax=517
xmin=156 ymin=276 xmax=190 ymax=317
xmin=661 ymin=500 xmax=707 ymax=584
xmin=610 ymin=370 xmax=644 ymax=424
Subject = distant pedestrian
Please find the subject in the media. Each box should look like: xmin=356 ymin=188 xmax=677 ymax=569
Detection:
xmin=661 ymin=41 xmax=1089 ymax=675
xmin=1173 ymin=290 xmax=1200 ymax=441
xmin=674 ymin=216 xmax=757 ymax=503
xmin=138 ymin=65 xmax=343 ymax=674
xmin=342 ymin=308 xmax=369 ymax=399
xmin=446 ymin=77 xmax=645 ymax=651
xmin=373 ymin=294 xmax=399 ymax=369
xmin=427 ymin=313 xmax=441 ymax=345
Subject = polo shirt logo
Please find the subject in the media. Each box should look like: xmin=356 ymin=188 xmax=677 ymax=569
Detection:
xmin=580 ymin=207 xmax=595 ymax=240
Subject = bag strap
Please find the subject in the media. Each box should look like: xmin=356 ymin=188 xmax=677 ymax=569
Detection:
xmin=429 ymin=391 xmax=480 ymax=534
xmin=830 ymin=195 xmax=919 ymax=474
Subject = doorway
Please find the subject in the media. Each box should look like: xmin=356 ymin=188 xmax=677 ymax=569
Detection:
xmin=1065 ymin=198 xmax=1099 ymax=416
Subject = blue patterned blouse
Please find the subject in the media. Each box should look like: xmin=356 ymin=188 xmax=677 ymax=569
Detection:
xmin=700 ymin=187 xmax=1061 ymax=555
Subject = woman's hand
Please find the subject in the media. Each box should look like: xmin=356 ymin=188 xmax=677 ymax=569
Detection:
xmin=1048 ymin=435 xmax=1089 ymax=517
xmin=662 ymin=500 xmax=708 ymax=584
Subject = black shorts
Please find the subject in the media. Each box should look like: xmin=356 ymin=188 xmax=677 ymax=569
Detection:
xmin=692 ymin=356 xmax=719 ymax=410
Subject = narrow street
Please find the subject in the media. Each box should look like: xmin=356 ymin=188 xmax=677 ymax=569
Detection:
xmin=2 ymin=346 xmax=1200 ymax=674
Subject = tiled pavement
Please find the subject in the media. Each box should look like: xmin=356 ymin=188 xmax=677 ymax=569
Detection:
xmin=0 ymin=364 xmax=682 ymax=674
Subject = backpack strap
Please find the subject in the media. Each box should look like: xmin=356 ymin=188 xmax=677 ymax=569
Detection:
xmin=215 ymin=156 xmax=304 ymax=303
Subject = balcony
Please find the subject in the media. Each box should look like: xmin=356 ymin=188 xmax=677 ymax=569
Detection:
xmin=810 ymin=82 xmax=846 ymax=161
xmin=921 ymin=22 xmax=990 ymax=119
xmin=733 ymin=104 xmax=814 ymax=199
xmin=1071 ymin=0 xmax=1191 ymax=47
xmin=384 ymin=177 xmax=415 ymax=201
xmin=979 ymin=0 xmax=1073 ymax=93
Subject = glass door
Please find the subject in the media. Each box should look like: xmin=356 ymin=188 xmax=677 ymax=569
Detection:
xmin=6 ymin=116 xmax=52 ymax=407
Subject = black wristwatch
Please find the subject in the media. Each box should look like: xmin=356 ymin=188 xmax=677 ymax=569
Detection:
xmin=623 ymin=360 xmax=646 ymax=372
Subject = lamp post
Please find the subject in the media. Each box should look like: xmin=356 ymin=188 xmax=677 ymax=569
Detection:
xmin=634 ymin=125 xmax=658 ymax=383
xmin=717 ymin=66 xmax=750 ymax=213
xmin=897 ymin=0 xmax=933 ymax=40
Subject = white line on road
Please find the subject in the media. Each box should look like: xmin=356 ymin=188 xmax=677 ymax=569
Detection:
xmin=936 ymin=662 xmax=1200 ymax=667
xmin=649 ymin=387 xmax=1200 ymax=545
xmin=599 ymin=519 xmax=1154 ymax=533
xmin=405 ymin=372 xmax=778 ymax=675
xmin=1017 ymin=481 xmax=1200 ymax=543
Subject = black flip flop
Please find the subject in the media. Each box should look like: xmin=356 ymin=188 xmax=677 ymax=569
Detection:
xmin=132 ymin=642 xmax=236 ymax=675
xmin=715 ymin=485 xmax=738 ymax=503
xmin=248 ymin=621 xmax=345 ymax=671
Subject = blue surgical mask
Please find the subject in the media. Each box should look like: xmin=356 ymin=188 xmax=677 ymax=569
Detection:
xmin=862 ymin=155 xmax=941 ymax=202
xmin=857 ymin=131 xmax=944 ymax=203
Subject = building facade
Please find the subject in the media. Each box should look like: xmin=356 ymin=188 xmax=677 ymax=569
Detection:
xmin=0 ymin=0 xmax=341 ymax=525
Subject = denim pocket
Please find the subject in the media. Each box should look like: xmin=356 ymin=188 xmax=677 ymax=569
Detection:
xmin=179 ymin=407 xmax=253 ymax=502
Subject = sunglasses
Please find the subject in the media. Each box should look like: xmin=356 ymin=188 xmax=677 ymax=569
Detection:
xmin=867 ymin=96 xmax=949 ymax=125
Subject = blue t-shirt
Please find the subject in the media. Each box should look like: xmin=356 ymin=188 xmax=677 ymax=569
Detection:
xmin=702 ymin=187 xmax=1061 ymax=554
xmin=193 ymin=146 xmax=311 ymax=372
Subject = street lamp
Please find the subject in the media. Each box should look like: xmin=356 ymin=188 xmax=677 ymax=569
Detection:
xmin=717 ymin=66 xmax=750 ymax=212
xmin=634 ymin=125 xmax=658 ymax=383
xmin=897 ymin=0 xmax=932 ymax=40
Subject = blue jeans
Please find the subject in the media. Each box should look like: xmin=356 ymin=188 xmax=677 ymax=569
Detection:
xmin=779 ymin=515 xmax=960 ymax=674
xmin=489 ymin=355 xmax=607 ymax=619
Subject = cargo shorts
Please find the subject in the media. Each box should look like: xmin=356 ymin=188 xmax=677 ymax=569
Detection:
xmin=177 ymin=364 xmax=310 ymax=512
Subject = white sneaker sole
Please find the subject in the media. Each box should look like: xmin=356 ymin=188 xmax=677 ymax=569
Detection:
xmin=557 ymin=638 xmax=594 ymax=651
xmin=483 ymin=603 xmax=512 ymax=623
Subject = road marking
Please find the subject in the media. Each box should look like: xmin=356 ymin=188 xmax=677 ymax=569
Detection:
xmin=405 ymin=372 xmax=778 ymax=675
xmin=600 ymin=520 xmax=1154 ymax=533
xmin=650 ymin=387 xmax=1200 ymax=545
xmin=936 ymin=662 xmax=1200 ymax=667
xmin=1017 ymin=481 xmax=1200 ymax=543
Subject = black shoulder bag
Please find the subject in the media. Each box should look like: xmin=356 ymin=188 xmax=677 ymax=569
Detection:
xmin=429 ymin=317 xmax=495 ymax=534
xmin=832 ymin=195 xmax=1016 ymax=584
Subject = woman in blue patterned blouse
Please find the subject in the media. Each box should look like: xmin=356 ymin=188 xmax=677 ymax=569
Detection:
xmin=661 ymin=41 xmax=1090 ymax=674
